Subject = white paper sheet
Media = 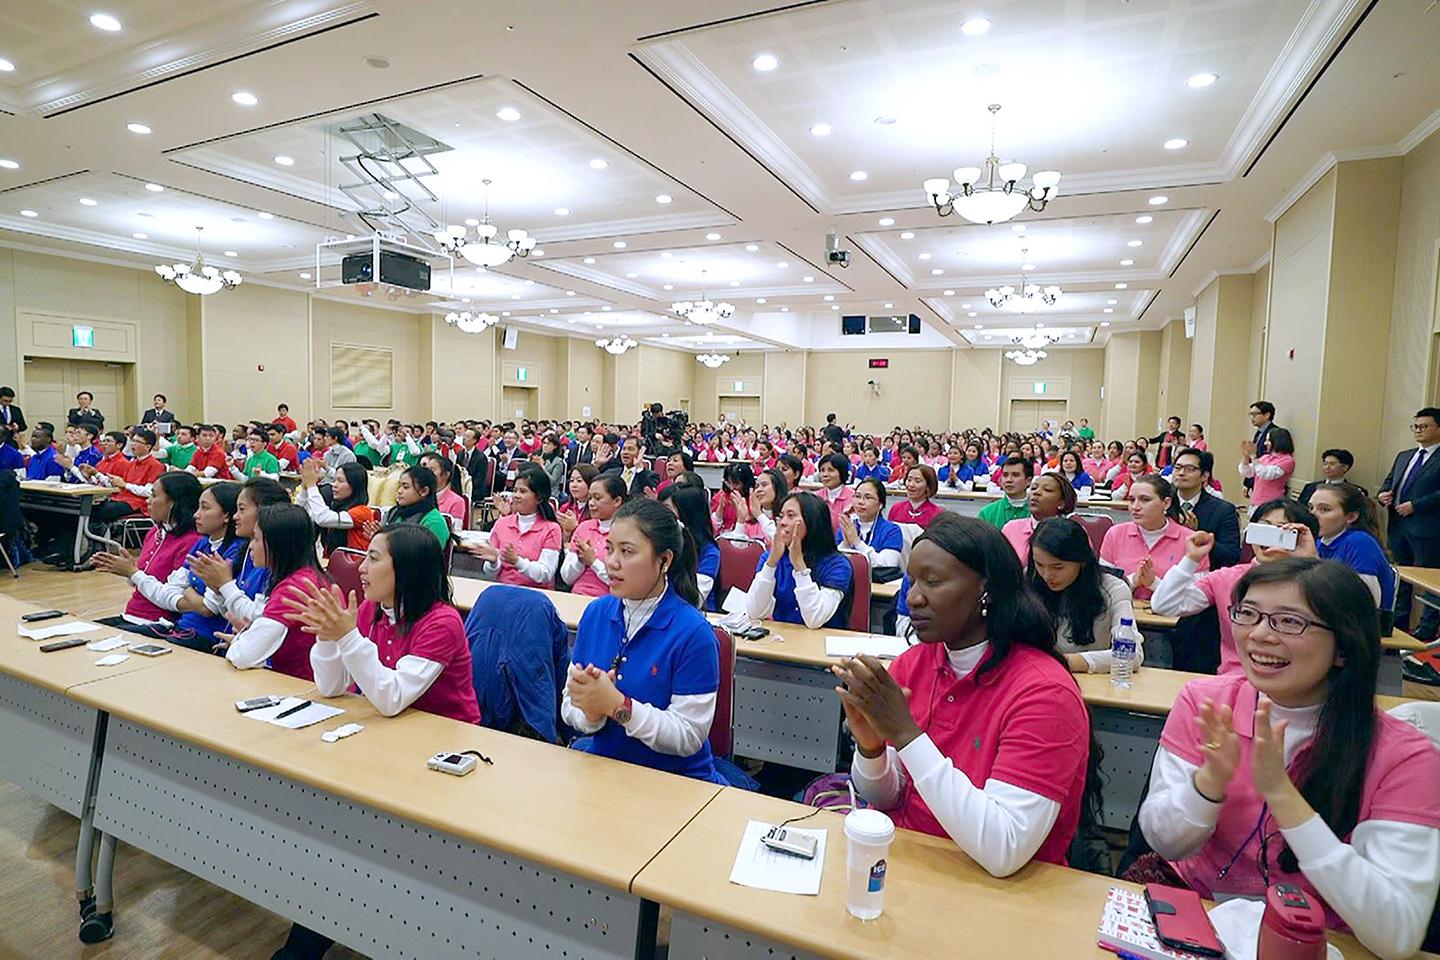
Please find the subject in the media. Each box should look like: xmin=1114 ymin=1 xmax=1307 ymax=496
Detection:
xmin=728 ymin=819 xmax=827 ymax=895
xmin=242 ymin=696 xmax=345 ymax=729
xmin=19 ymin=621 xmax=101 ymax=641
xmin=94 ymin=653 xmax=130 ymax=666
xmin=721 ymin=587 xmax=748 ymax=615
xmin=825 ymin=634 xmax=910 ymax=659
xmin=86 ymin=634 xmax=129 ymax=652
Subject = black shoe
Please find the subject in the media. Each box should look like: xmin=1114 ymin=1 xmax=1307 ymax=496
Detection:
xmin=1402 ymin=656 xmax=1440 ymax=687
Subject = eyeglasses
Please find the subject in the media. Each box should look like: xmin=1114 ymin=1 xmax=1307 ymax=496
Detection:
xmin=1171 ymin=463 xmax=1201 ymax=473
xmin=1228 ymin=605 xmax=1330 ymax=636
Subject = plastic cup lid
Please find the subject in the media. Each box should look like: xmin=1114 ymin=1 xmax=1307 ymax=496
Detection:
xmin=844 ymin=808 xmax=895 ymax=843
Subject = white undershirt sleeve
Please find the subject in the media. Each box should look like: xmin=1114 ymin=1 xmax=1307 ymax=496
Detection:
xmin=1238 ymin=460 xmax=1256 ymax=479
xmin=513 ymin=549 xmax=560 ymax=584
xmin=309 ymin=629 xmax=444 ymax=717
xmin=561 ymin=667 xmax=607 ymax=734
xmin=1148 ymin=556 xmax=1211 ymax=617
xmin=1138 ymin=747 xmax=1224 ymax=860
xmin=792 ymin=568 xmax=844 ymax=629
xmin=851 ymin=735 xmax=1061 ymax=877
xmin=744 ymin=564 xmax=778 ymax=621
xmin=755 ymin=513 xmax=776 ymax=542
xmin=128 ymin=564 xmax=192 ymax=612
xmin=696 ymin=572 xmax=715 ymax=606
xmin=216 ymin=580 xmax=267 ymax=623
xmin=224 ymin=617 xmax=289 ymax=669
xmin=559 ymin=548 xmax=585 ymax=586
xmin=300 ymin=485 xmax=356 ymax=529
xmin=1252 ymin=461 xmax=1286 ymax=480
xmin=621 ymin=692 xmax=716 ymax=756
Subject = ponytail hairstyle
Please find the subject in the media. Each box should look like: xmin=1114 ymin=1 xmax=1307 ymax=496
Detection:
xmin=722 ymin=460 xmax=756 ymax=498
xmin=255 ymin=503 xmax=326 ymax=592
xmin=516 ymin=464 xmax=558 ymax=522
xmin=1313 ymin=481 xmax=1386 ymax=556
xmin=155 ymin=471 xmax=202 ymax=535
xmin=233 ymin=477 xmax=291 ymax=574
xmin=1133 ymin=474 xmax=1182 ymax=521
xmin=421 ymin=451 xmax=465 ymax=497
xmin=388 ymin=465 xmax=440 ymax=523
xmin=659 ymin=483 xmax=716 ymax=554
xmin=614 ymin=497 xmax=700 ymax=608
xmin=368 ymin=523 xmax=451 ymax=636
xmin=1230 ymin=558 xmax=1378 ymax=873
xmin=204 ymin=481 xmax=243 ymax=557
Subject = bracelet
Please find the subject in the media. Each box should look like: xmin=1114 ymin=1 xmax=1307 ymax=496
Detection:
xmin=1191 ymin=772 xmax=1225 ymax=804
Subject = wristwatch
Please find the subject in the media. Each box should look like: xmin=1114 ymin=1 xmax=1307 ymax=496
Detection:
xmin=611 ymin=696 xmax=633 ymax=725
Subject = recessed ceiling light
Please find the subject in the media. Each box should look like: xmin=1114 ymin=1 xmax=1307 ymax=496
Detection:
xmin=1148 ymin=195 xmax=1168 ymax=205
xmin=1107 ymin=299 xmax=1118 ymax=305
xmin=968 ymin=311 xmax=978 ymax=318
xmin=1120 ymin=258 xmax=1134 ymax=266
xmin=878 ymin=217 xmax=895 ymax=226
xmin=524 ymin=280 xmax=535 ymax=285
xmin=584 ymin=257 xmax=596 ymax=264
xmin=0 ymin=59 xmax=14 ymax=72
xmin=808 ymin=123 xmax=831 ymax=136
xmin=532 ymin=249 xmax=544 ymax=257
xmin=776 ymin=261 xmax=789 ymax=268
xmin=1100 ymin=321 xmax=1111 ymax=327
xmin=274 ymin=155 xmax=294 ymax=166
xmin=975 ymin=324 xmax=984 ymax=329
xmin=1022 ymin=263 xmax=1035 ymax=271
xmin=231 ymin=91 xmax=258 ymax=106
xmin=0 ymin=159 xmax=18 ymax=170
xmin=613 ymin=241 xmax=627 ymax=248
xmin=1164 ymin=138 xmax=1188 ymax=150
xmin=554 ymin=207 xmax=570 ymax=216
xmin=803 ymin=275 xmax=814 ymax=283
xmin=823 ymin=295 xmax=834 ymax=301
xmin=961 ymin=16 xmax=992 ymax=35
xmin=144 ymin=183 xmax=163 ymax=192
xmin=626 ymin=272 xmax=638 ymax=278
xmin=918 ymin=253 xmax=932 ymax=260
xmin=504 ymin=311 xmax=513 ymax=317
xmin=944 ymin=290 xmax=954 ymax=296
xmin=706 ymin=232 xmax=721 ymax=241
xmin=1135 ymin=215 xmax=1153 ymax=224
xmin=78 ymin=197 xmax=97 ymax=206
xmin=1186 ymin=72 xmax=1219 ymax=88
xmin=663 ymin=284 xmax=674 ymax=290
xmin=756 ymin=298 xmax=767 ymax=304
xmin=511 ymin=294 xmax=521 ymax=300
xmin=1127 ymin=239 xmax=1143 ymax=247
xmin=1115 ymin=282 xmax=1128 ymax=289
xmin=464 ymin=218 xmax=478 ymax=227
xmin=20 ymin=209 xmax=37 ymax=217
xmin=781 ymin=306 xmax=789 ymax=312
xmin=961 ymin=302 xmax=972 ymax=309
xmin=126 ymin=122 xmax=151 ymax=134
xmin=299 ymin=272 xmax=312 ymax=280
xmin=496 ymin=107 xmax=521 ymax=121
xmin=90 ymin=13 xmax=122 ymax=31
xmin=602 ymin=306 xmax=612 ymax=311
xmin=660 ymin=252 xmax=672 ymax=259
xmin=655 ymin=194 xmax=672 ymax=204
xmin=899 ymin=231 xmax=914 ymax=240
xmin=566 ymin=290 xmax=576 ymax=296
xmin=849 ymin=170 xmax=868 ymax=181
xmin=874 ymin=115 xmax=897 ymax=125
xmin=1011 ymin=224 xmax=1027 ymax=234
xmin=831 ymin=305 xmax=839 ymax=310
xmin=751 ymin=54 xmax=779 ymax=71
xmin=729 ymin=280 xmax=740 ymax=287
xmin=224 ymin=250 xmax=238 ymax=257
xmin=1104 ymin=308 xmax=1114 ymax=314
xmin=931 ymin=268 xmax=944 ymax=275
xmin=131 ymin=232 xmax=147 ymax=239
xmin=589 ymin=158 xmax=608 ymax=169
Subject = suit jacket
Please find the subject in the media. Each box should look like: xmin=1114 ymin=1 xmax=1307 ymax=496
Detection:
xmin=1380 ymin=446 xmax=1440 ymax=539
xmin=0 ymin=403 xmax=25 ymax=432
xmin=1298 ymin=478 xmax=1368 ymax=505
xmin=67 ymin=407 xmax=104 ymax=431
xmin=140 ymin=409 xmax=177 ymax=424
xmin=564 ymin=443 xmax=595 ymax=471
xmin=1188 ymin=489 xmax=1242 ymax=568
xmin=457 ymin=446 xmax=490 ymax=500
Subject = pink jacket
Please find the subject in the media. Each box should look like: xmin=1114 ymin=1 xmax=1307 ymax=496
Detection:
xmin=1099 ymin=519 xmax=1206 ymax=600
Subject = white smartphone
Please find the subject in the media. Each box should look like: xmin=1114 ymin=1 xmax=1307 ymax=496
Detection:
xmin=1243 ymin=522 xmax=1298 ymax=550
xmin=760 ymin=826 xmax=818 ymax=859
xmin=427 ymin=752 xmax=477 ymax=776
xmin=128 ymin=642 xmax=171 ymax=656
xmin=236 ymin=695 xmax=284 ymax=713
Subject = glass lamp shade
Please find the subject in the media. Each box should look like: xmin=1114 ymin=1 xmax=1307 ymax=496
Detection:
xmin=951 ymin=188 xmax=1029 ymax=225
xmin=696 ymin=353 xmax=731 ymax=368
xmin=997 ymin=161 xmax=1027 ymax=182
xmin=475 ymin=223 xmax=499 ymax=240
xmin=459 ymin=242 xmax=514 ymax=268
xmin=176 ymin=272 xmax=224 ymax=295
xmin=923 ymin=177 xmax=950 ymax=198
xmin=953 ymin=166 xmax=982 ymax=186
xmin=1032 ymin=170 xmax=1061 ymax=190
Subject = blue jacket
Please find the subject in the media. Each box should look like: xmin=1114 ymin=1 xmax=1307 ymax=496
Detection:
xmin=464 ymin=585 xmax=569 ymax=743
xmin=25 ymin=446 xmax=63 ymax=481
xmin=1318 ymin=528 xmax=1396 ymax=612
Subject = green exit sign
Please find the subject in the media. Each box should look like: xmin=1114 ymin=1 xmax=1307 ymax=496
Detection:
xmin=517 ymin=367 xmax=528 ymax=382
xmin=73 ymin=326 xmax=94 ymax=348
xmin=1032 ymin=381 xmax=1046 ymax=395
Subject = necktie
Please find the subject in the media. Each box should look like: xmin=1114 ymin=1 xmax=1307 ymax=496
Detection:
xmin=1400 ymin=449 xmax=1429 ymax=502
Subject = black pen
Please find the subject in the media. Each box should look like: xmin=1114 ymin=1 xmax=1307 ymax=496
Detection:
xmin=274 ymin=699 xmax=312 ymax=720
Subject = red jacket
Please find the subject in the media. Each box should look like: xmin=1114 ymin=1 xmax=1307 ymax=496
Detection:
xmin=188 ymin=443 xmax=229 ymax=477
xmin=113 ymin=455 xmax=164 ymax=513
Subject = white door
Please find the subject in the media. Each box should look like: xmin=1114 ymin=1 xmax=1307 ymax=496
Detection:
xmin=719 ymin=396 xmax=760 ymax=424
xmin=22 ymin=358 xmax=124 ymax=431
xmin=502 ymin=385 xmax=537 ymax=421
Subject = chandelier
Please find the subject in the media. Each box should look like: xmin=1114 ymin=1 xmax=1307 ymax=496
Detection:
xmin=922 ymin=104 xmax=1061 ymax=225
xmin=1012 ymin=326 xmax=1060 ymax=350
xmin=696 ymin=352 xmax=731 ymax=368
xmin=986 ymin=248 xmax=1061 ymax=313
xmin=596 ymin=335 xmax=637 ymax=355
xmin=1005 ymin=348 xmax=1048 ymax=366
xmin=433 ymin=179 xmax=535 ymax=268
xmin=154 ymin=227 xmax=242 ymax=296
xmin=671 ymin=270 xmax=734 ymax=326
xmin=444 ymin=310 xmax=498 ymax=334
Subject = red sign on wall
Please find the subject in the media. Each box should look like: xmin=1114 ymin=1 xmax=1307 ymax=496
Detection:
xmin=868 ymin=358 xmax=889 ymax=369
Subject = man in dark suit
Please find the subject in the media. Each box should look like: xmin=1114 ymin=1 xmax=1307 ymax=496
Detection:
xmin=564 ymin=424 xmax=596 ymax=471
xmin=0 ymin=386 xmax=25 ymax=433
xmin=822 ymin=412 xmax=845 ymax=448
xmin=1298 ymin=448 xmax=1368 ymax=505
xmin=67 ymin=391 xmax=104 ymax=432
xmin=139 ymin=393 xmax=177 ymax=428
xmin=1244 ymin=400 xmax=1277 ymax=496
xmin=1379 ymin=407 xmax=1440 ymax=640
xmin=1166 ymin=447 xmax=1244 ymax=672
xmin=455 ymin=429 xmax=491 ymax=502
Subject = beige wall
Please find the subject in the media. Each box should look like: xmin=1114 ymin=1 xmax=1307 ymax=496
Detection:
xmin=636 ymin=344 xmax=696 ymax=415
xmin=1103 ymin=330 xmax=1162 ymax=441
xmin=1157 ymin=318 xmax=1192 ymax=424
xmin=1245 ymin=261 xmax=1271 ymax=403
xmin=1380 ymin=131 xmax=1440 ymax=474
xmin=998 ymin=348 xmax=1104 ymax=431
xmin=805 ymin=349 xmax=952 ymax=433
xmin=1188 ymin=273 xmax=1256 ymax=500
xmin=311 ymin=298 xmax=426 ymax=425
xmin=763 ymin=351 xmax=806 ymax=426
xmin=497 ymin=328 xmax=563 ymax=419
xmin=694 ymin=352 xmax=763 ymax=425
xmin=559 ymin=338 xmax=604 ymax=421
xmin=202 ymin=282 xmax=310 ymax=427
xmin=431 ymin=319 xmax=497 ymax=422
xmin=951 ymin=349 xmax=1004 ymax=431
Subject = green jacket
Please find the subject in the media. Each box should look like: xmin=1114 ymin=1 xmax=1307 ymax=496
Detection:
xmin=166 ymin=442 xmax=196 ymax=470
xmin=243 ymin=450 xmax=280 ymax=478
xmin=976 ymin=497 xmax=1030 ymax=530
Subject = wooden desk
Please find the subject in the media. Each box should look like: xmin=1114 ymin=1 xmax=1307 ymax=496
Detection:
xmin=635 ymin=788 xmax=1405 ymax=960
xmin=450 ymin=575 xmax=595 ymax=626
xmin=69 ymin=650 xmax=721 ymax=959
xmin=1398 ymin=565 xmax=1440 ymax=594
xmin=871 ymin=579 xmax=900 ymax=600
xmin=17 ymin=480 xmax=113 ymax=565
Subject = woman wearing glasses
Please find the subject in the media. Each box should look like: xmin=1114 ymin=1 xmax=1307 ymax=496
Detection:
xmin=1136 ymin=557 xmax=1440 ymax=959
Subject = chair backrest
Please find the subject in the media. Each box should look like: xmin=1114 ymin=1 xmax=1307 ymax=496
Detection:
xmin=717 ymin=537 xmax=765 ymax=600
xmin=1073 ymin=513 xmax=1114 ymax=553
xmin=329 ymin=547 xmax=365 ymax=601
xmin=844 ymin=550 xmax=871 ymax=632
xmin=897 ymin=522 xmax=922 ymax=569
xmin=710 ymin=625 xmax=736 ymax=757
xmin=1387 ymin=701 xmax=1440 ymax=753
xmin=483 ymin=457 xmax=497 ymax=498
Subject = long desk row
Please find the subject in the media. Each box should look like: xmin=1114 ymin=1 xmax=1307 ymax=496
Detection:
xmin=0 ymin=593 xmax=1418 ymax=959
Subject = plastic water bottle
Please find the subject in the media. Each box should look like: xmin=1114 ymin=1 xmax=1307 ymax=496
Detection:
xmin=1110 ymin=617 xmax=1138 ymax=688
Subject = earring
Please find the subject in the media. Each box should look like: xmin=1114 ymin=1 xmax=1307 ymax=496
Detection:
xmin=978 ymin=591 xmax=991 ymax=618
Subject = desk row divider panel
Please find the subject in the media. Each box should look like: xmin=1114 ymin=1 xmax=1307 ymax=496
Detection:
xmin=0 ymin=671 xmax=100 ymax=818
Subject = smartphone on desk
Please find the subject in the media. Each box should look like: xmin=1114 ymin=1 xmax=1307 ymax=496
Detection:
xmin=128 ymin=643 xmax=171 ymax=657
xmin=21 ymin=610 xmax=65 ymax=623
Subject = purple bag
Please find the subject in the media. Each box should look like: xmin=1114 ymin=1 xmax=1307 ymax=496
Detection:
xmin=799 ymin=772 xmax=868 ymax=813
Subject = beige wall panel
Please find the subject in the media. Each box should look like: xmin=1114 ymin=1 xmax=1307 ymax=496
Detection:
xmin=1157 ymin=318 xmax=1192 ymax=424
xmin=999 ymin=349 xmax=1104 ymax=431
xmin=495 ymin=329 xmax=561 ymax=419
xmin=1246 ymin=261 xmax=1271 ymax=403
xmin=763 ymin=350 xmax=807 ymax=426
xmin=432 ymin=320 xmax=498 ymax=422
xmin=804 ymin=349 xmax=951 ymax=434
xmin=950 ymin=348 xmax=1002 ymax=431
xmin=637 ymin=344 xmax=696 ymax=414
xmin=696 ymin=352 xmax=764 ymax=425
xmin=201 ymin=283 xmax=309 ymax=426
xmin=311 ymin=298 xmax=424 ymax=424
